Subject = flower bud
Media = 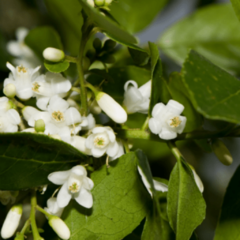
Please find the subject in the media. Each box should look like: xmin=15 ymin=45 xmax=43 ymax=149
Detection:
xmin=105 ymin=0 xmax=113 ymax=5
xmin=103 ymin=39 xmax=116 ymax=52
xmin=43 ymin=47 xmax=65 ymax=62
xmin=96 ymin=92 xmax=127 ymax=123
xmin=87 ymin=0 xmax=95 ymax=7
xmin=94 ymin=0 xmax=105 ymax=6
xmin=93 ymin=38 xmax=102 ymax=52
xmin=34 ymin=119 xmax=45 ymax=132
xmin=86 ymin=49 xmax=96 ymax=60
xmin=3 ymin=84 xmax=16 ymax=98
xmin=1 ymin=204 xmax=22 ymax=239
xmin=212 ymin=139 xmax=233 ymax=166
xmin=49 ymin=216 xmax=70 ymax=240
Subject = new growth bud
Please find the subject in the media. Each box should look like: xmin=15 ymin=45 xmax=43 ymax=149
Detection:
xmin=43 ymin=47 xmax=65 ymax=62
xmin=212 ymin=139 xmax=233 ymax=166
xmin=3 ymin=84 xmax=16 ymax=98
xmin=35 ymin=119 xmax=45 ymax=132
xmin=1 ymin=204 xmax=22 ymax=239
xmin=49 ymin=216 xmax=70 ymax=240
xmin=96 ymin=92 xmax=127 ymax=124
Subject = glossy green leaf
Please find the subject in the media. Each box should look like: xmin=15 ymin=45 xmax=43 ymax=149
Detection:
xmin=63 ymin=152 xmax=150 ymax=240
xmin=168 ymin=72 xmax=203 ymax=132
xmin=148 ymin=42 xmax=170 ymax=117
xmin=0 ymin=133 xmax=85 ymax=190
xmin=109 ymin=0 xmax=168 ymax=33
xmin=167 ymin=159 xmax=206 ymax=240
xmin=44 ymin=0 xmax=83 ymax=55
xmin=214 ymin=164 xmax=240 ymax=240
xmin=78 ymin=0 xmax=142 ymax=50
xmin=159 ymin=3 xmax=240 ymax=74
xmin=231 ymin=0 xmax=240 ymax=23
xmin=182 ymin=50 xmax=240 ymax=123
xmin=44 ymin=60 xmax=70 ymax=73
xmin=25 ymin=26 xmax=63 ymax=60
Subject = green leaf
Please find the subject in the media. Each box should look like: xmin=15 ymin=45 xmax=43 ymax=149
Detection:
xmin=0 ymin=133 xmax=85 ymax=190
xmin=148 ymin=42 xmax=170 ymax=116
xmin=109 ymin=0 xmax=168 ymax=33
xmin=214 ymin=164 xmax=240 ymax=240
xmin=63 ymin=152 xmax=150 ymax=240
xmin=44 ymin=0 xmax=83 ymax=55
xmin=25 ymin=26 xmax=63 ymax=60
xmin=182 ymin=50 xmax=240 ymax=123
xmin=167 ymin=159 xmax=206 ymax=240
xmin=78 ymin=0 xmax=142 ymax=50
xmin=159 ymin=3 xmax=240 ymax=74
xmin=231 ymin=0 xmax=240 ymax=23
xmin=44 ymin=60 xmax=70 ymax=73
xmin=167 ymin=72 xmax=203 ymax=132
xmin=128 ymin=48 xmax=149 ymax=66
xmin=0 ymin=31 xmax=12 ymax=70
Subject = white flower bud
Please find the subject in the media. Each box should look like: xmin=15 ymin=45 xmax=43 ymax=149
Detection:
xmin=34 ymin=119 xmax=45 ymax=132
xmin=43 ymin=47 xmax=65 ymax=62
xmin=1 ymin=204 xmax=22 ymax=239
xmin=49 ymin=216 xmax=70 ymax=240
xmin=3 ymin=84 xmax=16 ymax=98
xmin=87 ymin=0 xmax=95 ymax=7
xmin=96 ymin=92 xmax=127 ymax=124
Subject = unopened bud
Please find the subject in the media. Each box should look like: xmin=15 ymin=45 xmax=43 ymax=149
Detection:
xmin=3 ymin=84 xmax=16 ymax=98
xmin=100 ymin=54 xmax=115 ymax=64
xmin=93 ymin=38 xmax=102 ymax=52
xmin=94 ymin=0 xmax=105 ymax=6
xmin=34 ymin=119 xmax=45 ymax=132
xmin=49 ymin=216 xmax=70 ymax=240
xmin=105 ymin=0 xmax=113 ymax=5
xmin=86 ymin=49 xmax=96 ymax=60
xmin=103 ymin=39 xmax=116 ymax=52
xmin=212 ymin=139 xmax=233 ymax=166
xmin=1 ymin=204 xmax=22 ymax=239
xmin=96 ymin=92 xmax=127 ymax=123
xmin=87 ymin=0 xmax=95 ymax=7
xmin=43 ymin=47 xmax=65 ymax=62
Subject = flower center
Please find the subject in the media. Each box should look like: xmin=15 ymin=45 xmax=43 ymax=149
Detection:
xmin=32 ymin=82 xmax=40 ymax=92
xmin=17 ymin=65 xmax=27 ymax=73
xmin=68 ymin=182 xmax=80 ymax=193
xmin=169 ymin=116 xmax=181 ymax=128
xmin=52 ymin=111 xmax=64 ymax=122
xmin=93 ymin=135 xmax=109 ymax=149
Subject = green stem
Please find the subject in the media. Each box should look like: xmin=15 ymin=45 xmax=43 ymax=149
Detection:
xmin=141 ymin=117 xmax=149 ymax=131
xmin=85 ymin=82 xmax=99 ymax=96
xmin=167 ymin=141 xmax=182 ymax=161
xmin=20 ymin=219 xmax=30 ymax=235
xmin=36 ymin=205 xmax=52 ymax=218
xmin=65 ymin=55 xmax=78 ymax=63
xmin=30 ymin=190 xmax=42 ymax=240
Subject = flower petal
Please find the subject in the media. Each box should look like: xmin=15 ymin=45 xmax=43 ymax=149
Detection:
xmin=74 ymin=188 xmax=93 ymax=208
xmin=91 ymin=147 xmax=106 ymax=158
xmin=71 ymin=165 xmax=87 ymax=177
xmin=152 ymin=103 xmax=167 ymax=119
xmin=57 ymin=182 xmax=72 ymax=208
xmin=124 ymin=80 xmax=138 ymax=91
xmin=106 ymin=141 xmax=119 ymax=157
xmin=166 ymin=100 xmax=184 ymax=115
xmin=159 ymin=128 xmax=177 ymax=140
xmin=149 ymin=118 xmax=162 ymax=135
xmin=71 ymin=136 xmax=92 ymax=155
xmin=36 ymin=96 xmax=50 ymax=110
xmin=48 ymin=170 xmax=71 ymax=185
xmin=6 ymin=109 xmax=20 ymax=125
xmin=138 ymin=80 xmax=151 ymax=98
xmin=65 ymin=107 xmax=81 ymax=126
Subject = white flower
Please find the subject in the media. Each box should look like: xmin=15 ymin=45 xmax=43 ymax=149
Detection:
xmin=70 ymin=136 xmax=92 ymax=155
xmin=49 ymin=216 xmax=70 ymax=240
xmin=48 ymin=165 xmax=94 ymax=208
xmin=32 ymin=72 xmax=71 ymax=110
xmin=4 ymin=62 xmax=41 ymax=100
xmin=109 ymin=140 xmax=125 ymax=161
xmin=96 ymin=92 xmax=127 ymax=124
xmin=137 ymin=167 xmax=168 ymax=197
xmin=123 ymin=80 xmax=151 ymax=114
xmin=149 ymin=100 xmax=187 ymax=140
xmin=1 ymin=204 xmax=22 ymax=239
xmin=43 ymin=47 xmax=65 ymax=62
xmin=45 ymin=197 xmax=64 ymax=217
xmin=85 ymin=126 xmax=119 ymax=158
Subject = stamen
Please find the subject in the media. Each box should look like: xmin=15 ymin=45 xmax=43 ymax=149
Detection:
xmin=52 ymin=111 xmax=64 ymax=122
xmin=169 ymin=116 xmax=181 ymax=128
xmin=17 ymin=65 xmax=27 ymax=73
xmin=68 ymin=182 xmax=80 ymax=193
xmin=94 ymin=137 xmax=106 ymax=148
xmin=32 ymin=82 xmax=40 ymax=92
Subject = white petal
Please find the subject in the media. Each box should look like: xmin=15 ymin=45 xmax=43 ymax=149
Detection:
xmin=92 ymin=127 xmax=107 ymax=134
xmin=65 ymin=107 xmax=81 ymax=126
xmin=152 ymin=103 xmax=167 ymax=119
xmin=124 ymin=80 xmax=138 ymax=91
xmin=106 ymin=141 xmax=119 ymax=157
xmin=83 ymin=178 xmax=94 ymax=190
xmin=153 ymin=179 xmax=168 ymax=192
xmin=85 ymin=134 xmax=95 ymax=149
xmin=71 ymin=136 xmax=92 ymax=155
xmin=16 ymin=27 xmax=28 ymax=41
xmin=22 ymin=106 xmax=40 ymax=122
xmin=16 ymin=87 xmax=32 ymax=100
xmin=36 ymin=96 xmax=50 ymax=110
xmin=3 ymin=78 xmax=15 ymax=87
xmin=74 ymin=188 xmax=93 ymax=208
xmin=106 ymin=128 xmax=116 ymax=142
xmin=6 ymin=62 xmax=16 ymax=76
xmin=21 ymin=128 xmax=35 ymax=133
xmin=57 ymin=182 xmax=72 ymax=208
xmin=7 ymin=41 xmax=23 ymax=57
xmin=58 ymin=126 xmax=71 ymax=144
xmin=138 ymin=80 xmax=151 ymax=98
xmin=91 ymin=147 xmax=106 ymax=158
xmin=176 ymin=116 xmax=187 ymax=134
xmin=48 ymin=95 xmax=69 ymax=112
xmin=166 ymin=100 xmax=184 ymax=115
xmin=6 ymin=109 xmax=20 ymax=125
xmin=3 ymin=123 xmax=18 ymax=133
xmin=71 ymin=165 xmax=87 ymax=177
xmin=28 ymin=112 xmax=51 ymax=127
xmin=48 ymin=170 xmax=71 ymax=185
xmin=149 ymin=118 xmax=162 ymax=135
xmin=159 ymin=128 xmax=177 ymax=140
xmin=109 ymin=141 xmax=124 ymax=161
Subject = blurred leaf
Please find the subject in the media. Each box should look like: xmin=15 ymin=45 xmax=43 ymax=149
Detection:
xmin=214 ymin=164 xmax=240 ymax=240
xmin=128 ymin=48 xmax=149 ymax=66
xmin=0 ymin=31 xmax=12 ymax=70
xmin=231 ymin=0 xmax=240 ymax=23
xmin=44 ymin=60 xmax=70 ymax=73
xmin=159 ymin=3 xmax=240 ymax=74
xmin=25 ymin=26 xmax=63 ymax=60
xmin=168 ymin=72 xmax=203 ymax=132
xmin=0 ymin=133 xmax=85 ymax=190
xmin=182 ymin=50 xmax=240 ymax=123
xmin=109 ymin=0 xmax=168 ymax=33
xmin=78 ymin=0 xmax=144 ymax=50
xmin=63 ymin=152 xmax=150 ymax=240
xmin=44 ymin=0 xmax=83 ymax=55
xmin=168 ymin=159 xmax=206 ymax=240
